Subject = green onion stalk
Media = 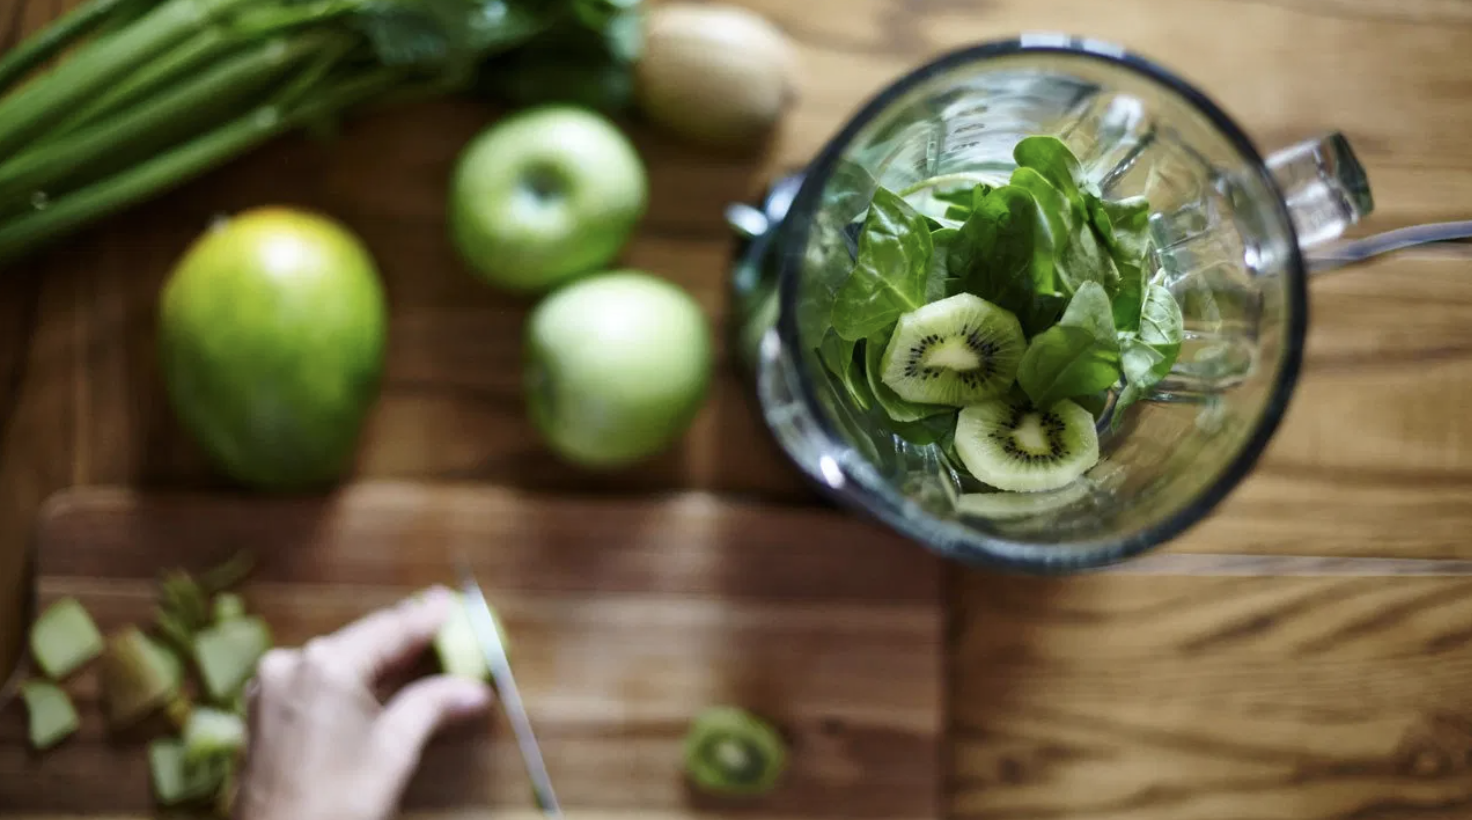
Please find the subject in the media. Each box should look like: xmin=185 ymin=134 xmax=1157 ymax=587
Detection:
xmin=0 ymin=0 xmax=645 ymax=265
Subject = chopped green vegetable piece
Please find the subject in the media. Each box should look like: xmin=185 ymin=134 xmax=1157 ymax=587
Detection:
xmin=212 ymin=593 xmax=246 ymax=623
xmin=30 ymin=597 xmax=104 ymax=680
xmin=165 ymin=694 xmax=194 ymax=731
xmin=183 ymin=707 xmax=246 ymax=764
xmin=434 ymin=591 xmax=507 ymax=681
xmin=194 ymin=616 xmax=272 ymax=704
xmin=199 ymin=550 xmax=256 ymax=594
xmin=21 ymin=680 xmax=79 ymax=750
xmin=161 ymin=570 xmax=210 ymax=630
xmin=100 ymin=627 xmax=180 ymax=727
xmin=685 ymin=706 xmax=787 ymax=796
xmin=154 ymin=605 xmax=195 ymax=655
xmin=149 ymin=738 xmax=222 ymax=807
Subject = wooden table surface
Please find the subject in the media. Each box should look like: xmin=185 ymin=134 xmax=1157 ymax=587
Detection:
xmin=4 ymin=0 xmax=1472 ymax=817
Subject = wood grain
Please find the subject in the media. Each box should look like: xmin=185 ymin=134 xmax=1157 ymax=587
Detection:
xmin=0 ymin=484 xmax=944 ymax=818
xmin=950 ymin=569 xmax=1472 ymax=820
xmin=2 ymin=0 xmax=1472 ymax=817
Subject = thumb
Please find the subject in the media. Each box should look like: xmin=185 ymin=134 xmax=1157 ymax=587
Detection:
xmin=372 ymin=675 xmax=494 ymax=785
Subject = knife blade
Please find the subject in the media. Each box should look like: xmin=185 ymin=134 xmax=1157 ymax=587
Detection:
xmin=454 ymin=560 xmax=563 ymax=817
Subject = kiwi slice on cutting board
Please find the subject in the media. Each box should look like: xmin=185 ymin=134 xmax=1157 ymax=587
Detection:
xmin=955 ymin=395 xmax=1099 ymax=492
xmin=684 ymin=706 xmax=787 ymax=797
xmin=879 ymin=293 xmax=1024 ymax=406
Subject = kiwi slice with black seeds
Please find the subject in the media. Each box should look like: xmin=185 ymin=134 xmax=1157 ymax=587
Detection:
xmin=955 ymin=395 xmax=1099 ymax=492
xmin=879 ymin=293 xmax=1024 ymax=406
xmin=684 ymin=706 xmax=786 ymax=797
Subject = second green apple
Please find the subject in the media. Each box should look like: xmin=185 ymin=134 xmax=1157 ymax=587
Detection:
xmin=449 ymin=105 xmax=648 ymax=291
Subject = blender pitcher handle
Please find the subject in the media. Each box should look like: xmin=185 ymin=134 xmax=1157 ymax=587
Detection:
xmin=1264 ymin=132 xmax=1373 ymax=250
xmin=1269 ymin=132 xmax=1472 ymax=273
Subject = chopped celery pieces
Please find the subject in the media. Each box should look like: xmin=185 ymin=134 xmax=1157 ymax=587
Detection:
xmin=194 ymin=616 xmax=271 ymax=704
xmin=161 ymin=570 xmax=210 ymax=630
xmin=434 ymin=592 xmax=491 ymax=681
xmin=30 ymin=597 xmax=103 ymax=680
xmin=212 ymin=593 xmax=246 ymax=623
xmin=21 ymin=680 xmax=78 ymax=750
xmin=199 ymin=550 xmax=256 ymax=594
xmin=100 ymin=627 xmax=180 ymax=727
xmin=148 ymin=738 xmax=224 ymax=807
xmin=183 ymin=707 xmax=245 ymax=764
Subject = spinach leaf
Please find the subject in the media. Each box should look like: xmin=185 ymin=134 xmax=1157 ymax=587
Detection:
xmin=1100 ymin=196 xmax=1151 ymax=266
xmin=949 ymin=185 xmax=1052 ymax=322
xmin=864 ymin=330 xmax=951 ymax=423
xmin=1058 ymin=281 xmax=1116 ymax=345
xmin=889 ymin=410 xmax=960 ymax=446
xmin=1089 ymin=195 xmax=1152 ymax=331
xmin=943 ymin=204 xmax=972 ymax=221
xmin=1008 ymin=166 xmax=1067 ymax=294
xmin=1110 ymin=284 xmax=1184 ymax=428
xmin=1022 ymin=292 xmax=1068 ymax=339
xmin=1014 ymin=136 xmax=1086 ymax=210
xmin=818 ymin=329 xmax=870 ymax=411
xmin=827 ymin=160 xmax=881 ymax=228
xmin=831 ymin=186 xmax=933 ymax=341
xmin=1138 ymin=283 xmax=1185 ymax=360
xmin=1056 ymin=213 xmax=1120 ymax=298
xmin=1017 ymin=324 xmax=1122 ymax=409
xmin=925 ymin=227 xmax=964 ymax=302
xmin=934 ymin=186 xmax=984 ymax=208
xmin=1074 ymin=390 xmax=1111 ymax=421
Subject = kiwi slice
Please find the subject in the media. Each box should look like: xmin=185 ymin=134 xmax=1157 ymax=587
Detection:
xmin=955 ymin=395 xmax=1099 ymax=492
xmin=956 ymin=479 xmax=1092 ymax=521
xmin=684 ymin=706 xmax=786 ymax=797
xmin=879 ymin=293 xmax=1024 ymax=405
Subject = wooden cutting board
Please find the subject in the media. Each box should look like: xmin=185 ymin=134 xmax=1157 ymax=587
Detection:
xmin=0 ymin=484 xmax=944 ymax=819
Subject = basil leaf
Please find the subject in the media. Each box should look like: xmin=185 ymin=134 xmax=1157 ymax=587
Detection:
xmin=831 ymin=187 xmax=933 ymax=341
xmin=1014 ymin=136 xmax=1086 ymax=209
xmin=1017 ymin=324 xmax=1122 ymax=409
xmin=1058 ymin=281 xmax=1116 ymax=345
xmin=864 ymin=330 xmax=951 ymax=423
xmin=950 ymin=185 xmax=1052 ymax=321
xmin=817 ymin=329 xmax=870 ymax=411
xmin=1110 ymin=284 xmax=1184 ymax=429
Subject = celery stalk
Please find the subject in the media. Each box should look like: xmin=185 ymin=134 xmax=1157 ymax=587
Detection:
xmin=0 ymin=0 xmax=258 ymax=157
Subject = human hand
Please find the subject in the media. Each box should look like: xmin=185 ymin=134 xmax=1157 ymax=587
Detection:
xmin=235 ymin=586 xmax=494 ymax=820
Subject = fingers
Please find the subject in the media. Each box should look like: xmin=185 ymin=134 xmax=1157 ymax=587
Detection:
xmin=372 ymin=675 xmax=494 ymax=789
xmin=321 ymin=586 xmax=455 ymax=682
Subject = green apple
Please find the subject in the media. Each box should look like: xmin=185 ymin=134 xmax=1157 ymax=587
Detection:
xmin=449 ymin=105 xmax=648 ymax=292
xmin=525 ymin=271 xmax=712 ymax=468
xmin=158 ymin=207 xmax=387 ymax=491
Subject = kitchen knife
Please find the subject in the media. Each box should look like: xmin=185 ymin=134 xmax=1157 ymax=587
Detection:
xmin=454 ymin=560 xmax=563 ymax=817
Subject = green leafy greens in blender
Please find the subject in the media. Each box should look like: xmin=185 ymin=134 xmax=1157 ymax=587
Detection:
xmin=813 ymin=136 xmax=1185 ymax=497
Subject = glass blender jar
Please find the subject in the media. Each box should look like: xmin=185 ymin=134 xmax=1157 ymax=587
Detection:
xmin=727 ymin=35 xmax=1403 ymax=573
